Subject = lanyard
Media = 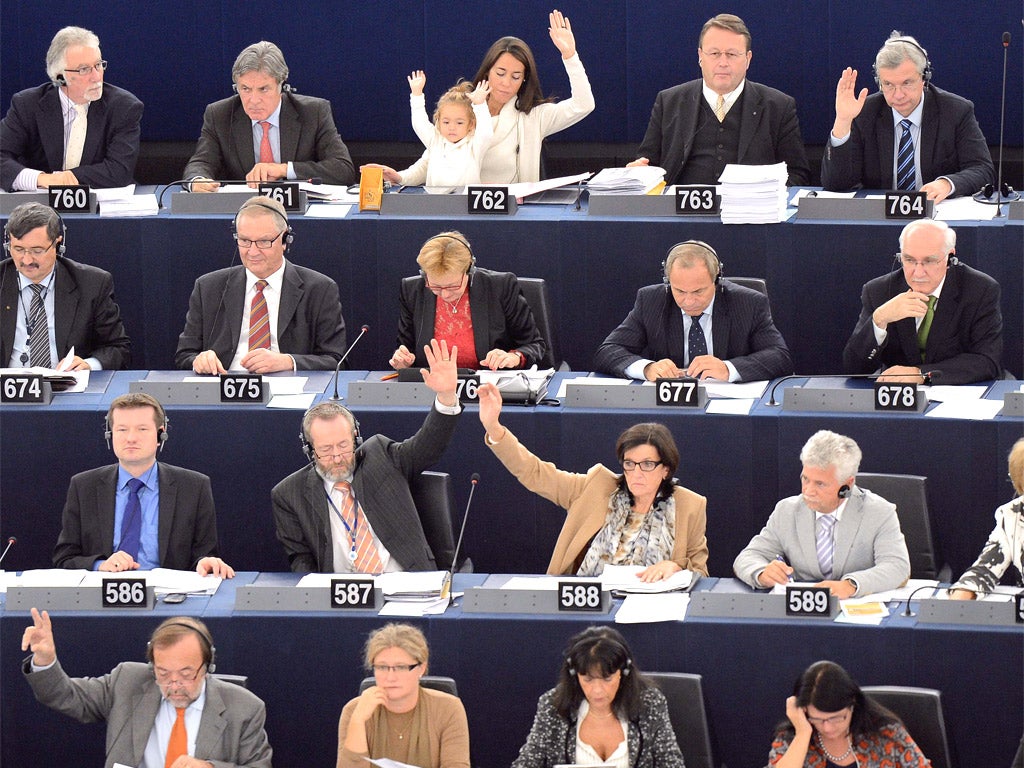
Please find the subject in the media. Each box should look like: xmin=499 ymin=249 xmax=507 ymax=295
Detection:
xmin=325 ymin=486 xmax=360 ymax=562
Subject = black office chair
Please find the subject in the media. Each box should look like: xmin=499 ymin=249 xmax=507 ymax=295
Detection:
xmin=208 ymin=673 xmax=249 ymax=689
xmin=856 ymin=473 xmax=949 ymax=581
xmin=862 ymin=685 xmax=955 ymax=768
xmin=517 ymin=276 xmax=567 ymax=370
xmin=409 ymin=471 xmax=470 ymax=572
xmin=360 ymin=676 xmax=459 ymax=696
xmin=647 ymin=672 xmax=718 ymax=768
xmin=724 ymin=276 xmax=768 ymax=298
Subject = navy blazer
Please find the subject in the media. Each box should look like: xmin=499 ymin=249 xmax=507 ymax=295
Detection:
xmin=1 ymin=82 xmax=143 ymax=191
xmin=636 ymin=78 xmax=811 ymax=186
xmin=182 ymin=91 xmax=355 ymax=185
xmin=397 ymin=268 xmax=546 ymax=368
xmin=174 ymin=261 xmax=347 ymax=371
xmin=594 ymin=280 xmax=792 ymax=381
xmin=53 ymin=462 xmax=219 ymax=570
xmin=1 ymin=257 xmax=131 ymax=369
xmin=821 ymin=84 xmax=994 ymax=196
xmin=843 ymin=262 xmax=1002 ymax=385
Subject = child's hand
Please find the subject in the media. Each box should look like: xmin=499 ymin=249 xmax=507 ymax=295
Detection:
xmin=407 ymin=70 xmax=426 ymax=96
xmin=359 ymin=163 xmax=401 ymax=184
xmin=469 ymin=80 xmax=491 ymax=105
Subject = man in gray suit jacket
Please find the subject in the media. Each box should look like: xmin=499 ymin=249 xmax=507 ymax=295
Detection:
xmin=273 ymin=339 xmax=461 ymax=573
xmin=733 ymin=430 xmax=910 ymax=598
xmin=22 ymin=610 xmax=272 ymax=768
xmin=184 ymin=41 xmax=354 ymax=190
xmin=594 ymin=240 xmax=791 ymax=382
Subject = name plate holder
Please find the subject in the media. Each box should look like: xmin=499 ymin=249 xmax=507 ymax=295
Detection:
xmin=346 ymin=379 xmax=437 ymax=406
xmin=1007 ymin=200 xmax=1023 ymax=220
xmin=688 ymin=590 xmax=837 ymax=619
xmin=462 ymin=575 xmax=611 ymax=615
xmin=588 ymin=194 xmax=702 ymax=217
xmin=6 ymin=585 xmax=155 ymax=611
xmin=1003 ymin=391 xmax=1023 ymax=417
xmin=916 ymin=597 xmax=1023 ymax=627
xmin=782 ymin=381 xmax=927 ymax=413
xmin=170 ymin=189 xmax=308 ymax=215
xmin=380 ymin=192 xmax=518 ymax=216
xmin=796 ymin=195 xmax=934 ymax=221
xmin=0 ymin=191 xmax=97 ymax=215
xmin=130 ymin=375 xmax=270 ymax=405
xmin=235 ymin=584 xmax=383 ymax=612
xmin=563 ymin=381 xmax=707 ymax=410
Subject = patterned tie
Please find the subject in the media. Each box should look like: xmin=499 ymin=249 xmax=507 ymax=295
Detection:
xmin=687 ymin=313 xmax=708 ymax=365
xmin=258 ymin=121 xmax=274 ymax=164
xmin=917 ymin=295 xmax=936 ymax=361
xmin=64 ymin=103 xmax=88 ymax=170
xmin=27 ymin=284 xmax=52 ymax=368
xmin=165 ymin=707 xmax=188 ymax=768
xmin=334 ymin=481 xmax=383 ymax=574
xmin=248 ymin=280 xmax=270 ymax=351
xmin=816 ymin=514 xmax=837 ymax=579
xmin=714 ymin=94 xmax=727 ymax=122
xmin=896 ymin=119 xmax=916 ymax=191
xmin=119 ymin=478 xmax=144 ymax=560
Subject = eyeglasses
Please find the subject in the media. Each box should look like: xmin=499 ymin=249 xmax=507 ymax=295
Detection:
xmin=234 ymin=231 xmax=285 ymax=249
xmin=64 ymin=61 xmax=108 ymax=76
xmin=8 ymin=242 xmax=56 ymax=258
xmin=621 ymin=460 xmax=663 ymax=472
xmin=806 ymin=707 xmax=852 ymax=727
xmin=897 ymin=253 xmax=945 ymax=269
xmin=154 ymin=663 xmax=205 ymax=683
xmin=372 ymin=662 xmax=421 ymax=674
xmin=313 ymin=443 xmax=354 ymax=460
xmin=700 ymin=49 xmax=746 ymax=62
xmin=424 ymin=276 xmax=465 ymax=294
xmin=879 ymin=77 xmax=923 ymax=94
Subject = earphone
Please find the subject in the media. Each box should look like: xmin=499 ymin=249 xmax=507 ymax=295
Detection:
xmin=418 ymin=233 xmax=477 ymax=289
xmin=300 ymin=403 xmax=362 ymax=461
xmin=232 ymin=198 xmax=294 ymax=252
xmin=146 ymin=618 xmax=216 ymax=673
xmin=104 ymin=401 xmax=169 ymax=452
xmin=662 ymin=240 xmax=723 ymax=285
xmin=564 ymin=629 xmax=633 ymax=677
xmin=838 ymin=484 xmax=852 ymax=499
xmin=873 ymin=34 xmax=933 ymax=85
xmin=3 ymin=208 xmax=67 ymax=258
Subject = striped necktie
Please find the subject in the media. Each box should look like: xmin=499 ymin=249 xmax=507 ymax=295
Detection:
xmin=27 ymin=283 xmax=52 ymax=368
xmin=248 ymin=280 xmax=270 ymax=351
xmin=334 ymin=481 xmax=383 ymax=574
xmin=816 ymin=514 xmax=837 ymax=579
xmin=896 ymin=119 xmax=916 ymax=191
xmin=714 ymin=95 xmax=727 ymax=122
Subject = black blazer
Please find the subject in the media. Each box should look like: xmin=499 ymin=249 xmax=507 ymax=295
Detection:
xmin=0 ymin=82 xmax=143 ymax=191
xmin=53 ymin=463 xmax=219 ymax=570
xmin=843 ymin=262 xmax=1003 ymax=385
xmin=594 ymin=280 xmax=792 ymax=381
xmin=821 ymin=84 xmax=994 ymax=196
xmin=636 ymin=78 xmax=811 ymax=186
xmin=397 ymin=268 xmax=546 ymax=368
xmin=0 ymin=257 xmax=131 ymax=369
xmin=174 ymin=262 xmax=347 ymax=371
xmin=182 ymin=91 xmax=355 ymax=185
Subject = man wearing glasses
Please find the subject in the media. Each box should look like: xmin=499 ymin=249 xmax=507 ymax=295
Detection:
xmin=843 ymin=219 xmax=1002 ymax=385
xmin=628 ymin=13 xmax=810 ymax=187
xmin=822 ymin=32 xmax=994 ymax=202
xmin=1 ymin=203 xmax=130 ymax=370
xmin=21 ymin=610 xmax=273 ymax=767
xmin=175 ymin=196 xmax=346 ymax=373
xmin=1 ymin=26 xmax=143 ymax=192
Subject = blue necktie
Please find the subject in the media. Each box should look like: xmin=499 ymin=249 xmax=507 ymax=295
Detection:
xmin=816 ymin=514 xmax=837 ymax=579
xmin=896 ymin=119 xmax=916 ymax=191
xmin=687 ymin=313 xmax=707 ymax=365
xmin=118 ymin=478 xmax=145 ymax=559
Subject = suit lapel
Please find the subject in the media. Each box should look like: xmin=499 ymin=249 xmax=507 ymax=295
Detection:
xmin=924 ymin=263 xmax=959 ymax=362
xmin=221 ymin=268 xmax=248 ymax=357
xmin=98 ymin=465 xmax=119 ymax=549
xmin=677 ymin=84 xmax=703 ymax=168
xmin=918 ymin=87 xmax=939 ymax=181
xmin=663 ymin=289 xmax=686 ymax=363
xmin=832 ymin=491 xmax=864 ymax=576
xmin=232 ymin=102 xmax=256 ymax=176
xmin=1 ymin=261 xmax=19 ymax=364
xmin=195 ymin=679 xmax=229 ymax=758
xmin=157 ymin=463 xmax=175 ymax=566
xmin=418 ymin=286 xmax=437 ymax=351
xmin=130 ymin=681 xmax=162 ymax=763
xmin=277 ymin=263 xmax=302 ymax=342
xmin=467 ymin=279 xmax=489 ymax=363
xmin=737 ymin=83 xmax=763 ymax=162
xmin=52 ymin=260 xmax=78 ymax=356
xmin=797 ymin=505 xmax=822 ymax=577
xmin=279 ymin=96 xmax=300 ymax=164
xmin=81 ymin=97 xmax=107 ymax=167
xmin=710 ymin=286 xmax=729 ymax=357
xmin=305 ymin=466 xmax=333 ymax=571
xmin=39 ymin=88 xmax=66 ymax=172
xmin=875 ymin=110 xmax=896 ymax=188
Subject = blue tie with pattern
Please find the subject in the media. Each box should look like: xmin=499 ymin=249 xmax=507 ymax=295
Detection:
xmin=896 ymin=119 xmax=916 ymax=191
xmin=118 ymin=478 xmax=145 ymax=559
xmin=687 ymin=313 xmax=707 ymax=365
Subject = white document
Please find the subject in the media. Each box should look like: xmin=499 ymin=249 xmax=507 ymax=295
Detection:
xmin=706 ymin=398 xmax=755 ymax=415
xmin=376 ymin=570 xmax=446 ymax=600
xmin=501 ymin=575 xmax=562 ymax=590
xmin=92 ymin=185 xmax=136 ymax=201
xmin=875 ymin=579 xmax=939 ymax=603
xmin=268 ymin=393 xmax=317 ymax=409
xmin=792 ymin=188 xmax=856 ymax=201
xmin=366 ymin=758 xmax=423 ymax=768
xmin=508 ymin=172 xmax=590 ymax=200
xmin=924 ymin=385 xmax=986 ymax=403
xmin=16 ymin=569 xmax=88 ymax=587
xmin=599 ymin=564 xmax=694 ymax=593
xmin=99 ymin=194 xmax=159 ymax=217
xmin=305 ymin=204 xmax=354 ymax=218
xmin=266 ymin=377 xmax=308 ymax=395
xmin=935 ymin=196 xmax=999 ymax=221
xmin=79 ymin=568 xmax=221 ymax=595
xmin=377 ymin=597 xmax=451 ymax=617
xmin=925 ymin=399 xmax=1003 ymax=420
xmin=702 ymin=379 xmax=768 ymax=399
xmin=588 ymin=166 xmax=666 ymax=194
xmin=615 ymin=593 xmax=690 ymax=624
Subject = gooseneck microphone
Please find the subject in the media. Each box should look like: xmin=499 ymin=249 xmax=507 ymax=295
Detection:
xmin=441 ymin=473 xmax=479 ymax=603
xmin=157 ymin=177 xmax=324 ymax=208
xmin=0 ymin=536 xmax=17 ymax=567
xmin=902 ymin=582 xmax=940 ymax=617
xmin=767 ymin=370 xmax=940 ymax=406
xmin=329 ymin=325 xmax=369 ymax=401
xmin=972 ymin=32 xmax=1019 ymax=213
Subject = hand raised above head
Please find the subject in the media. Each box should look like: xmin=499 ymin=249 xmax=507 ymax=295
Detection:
xmin=548 ymin=9 xmax=577 ymax=59
xmin=407 ymin=70 xmax=426 ymax=96
xmin=421 ymin=338 xmax=458 ymax=404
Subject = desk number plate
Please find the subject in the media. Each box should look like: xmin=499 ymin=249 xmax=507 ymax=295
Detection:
xmin=330 ymin=578 xmax=375 ymax=609
xmin=675 ymin=186 xmax=720 ymax=215
xmin=558 ymin=581 xmax=603 ymax=612
xmin=1 ymin=374 xmax=45 ymax=403
xmin=785 ymin=586 xmax=832 ymax=617
xmin=1015 ymin=592 xmax=1024 ymax=624
xmin=455 ymin=375 xmax=481 ymax=404
xmin=49 ymin=185 xmax=91 ymax=212
xmin=467 ymin=186 xmax=510 ymax=214
xmin=873 ymin=382 xmax=918 ymax=411
xmin=884 ymin=191 xmax=926 ymax=219
xmin=258 ymin=182 xmax=302 ymax=211
xmin=655 ymin=377 xmax=700 ymax=407
xmin=220 ymin=374 xmax=264 ymax=403
xmin=102 ymin=577 xmax=147 ymax=608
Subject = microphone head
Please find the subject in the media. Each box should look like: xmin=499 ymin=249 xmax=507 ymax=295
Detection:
xmin=1003 ymin=31 xmax=1011 ymax=46
xmin=6 ymin=536 xmax=15 ymax=545
xmin=309 ymin=177 xmax=323 ymax=185
xmin=360 ymin=324 xmax=369 ymax=333
xmin=470 ymin=472 xmax=480 ymax=484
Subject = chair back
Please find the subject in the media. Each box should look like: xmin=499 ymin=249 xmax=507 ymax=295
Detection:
xmin=409 ymin=471 xmax=459 ymax=571
xmin=208 ymin=673 xmax=249 ymax=689
xmin=360 ymin=675 xmax=458 ymax=697
xmin=647 ymin=672 xmax=717 ymax=768
xmin=862 ymin=685 xmax=955 ymax=768
xmin=517 ymin=277 xmax=565 ymax=370
xmin=725 ymin=276 xmax=768 ymax=298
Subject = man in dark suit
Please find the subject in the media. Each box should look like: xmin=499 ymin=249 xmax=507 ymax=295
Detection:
xmin=175 ymin=195 xmax=346 ymax=373
xmin=844 ymin=219 xmax=1002 ymax=385
xmin=273 ymin=339 xmax=461 ymax=573
xmin=1 ymin=203 xmax=130 ymax=370
xmin=594 ymin=241 xmax=792 ymax=382
xmin=22 ymin=611 xmax=273 ymax=768
xmin=821 ymin=32 xmax=994 ymax=202
xmin=184 ymin=41 xmax=354 ymax=190
xmin=629 ymin=13 xmax=810 ymax=187
xmin=1 ymin=26 xmax=142 ymax=191
xmin=53 ymin=393 xmax=235 ymax=576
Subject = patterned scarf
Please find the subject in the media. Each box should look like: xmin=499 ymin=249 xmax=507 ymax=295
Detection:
xmin=578 ymin=487 xmax=676 ymax=576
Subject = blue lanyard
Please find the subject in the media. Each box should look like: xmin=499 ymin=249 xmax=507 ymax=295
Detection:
xmin=325 ymin=487 xmax=360 ymax=562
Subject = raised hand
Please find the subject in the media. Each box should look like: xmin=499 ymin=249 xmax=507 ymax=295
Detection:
xmin=22 ymin=607 xmax=57 ymax=666
xmin=832 ymin=67 xmax=868 ymax=138
xmin=469 ymin=80 xmax=491 ymax=105
xmin=408 ymin=70 xmax=426 ymax=96
xmin=420 ymin=338 xmax=458 ymax=405
xmin=548 ymin=9 xmax=577 ymax=59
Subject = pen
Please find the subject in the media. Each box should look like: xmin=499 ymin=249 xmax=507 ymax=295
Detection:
xmin=381 ymin=372 xmax=399 ymax=381
xmin=776 ymin=554 xmax=794 ymax=582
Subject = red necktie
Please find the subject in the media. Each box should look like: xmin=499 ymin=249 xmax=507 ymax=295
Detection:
xmin=258 ymin=121 xmax=274 ymax=164
xmin=334 ymin=481 xmax=384 ymax=574
xmin=248 ymin=280 xmax=270 ymax=351
xmin=165 ymin=707 xmax=187 ymax=767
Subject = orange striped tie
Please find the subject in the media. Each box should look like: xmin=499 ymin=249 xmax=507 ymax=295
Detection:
xmin=248 ymin=279 xmax=270 ymax=351
xmin=334 ymin=481 xmax=383 ymax=574
xmin=165 ymin=707 xmax=187 ymax=767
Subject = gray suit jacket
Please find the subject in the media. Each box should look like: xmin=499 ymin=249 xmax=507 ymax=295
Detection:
xmin=272 ymin=404 xmax=460 ymax=572
xmin=183 ymin=91 xmax=355 ymax=185
xmin=174 ymin=261 xmax=347 ymax=371
xmin=24 ymin=659 xmax=272 ymax=768
xmin=732 ymin=486 xmax=910 ymax=597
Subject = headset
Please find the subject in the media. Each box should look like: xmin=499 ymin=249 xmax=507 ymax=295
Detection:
xmin=418 ymin=233 xmax=476 ymax=289
xmin=662 ymin=240 xmax=723 ymax=285
xmin=104 ymin=397 xmax=169 ymax=452
xmin=300 ymin=402 xmax=362 ymax=462
xmin=874 ymin=34 xmax=933 ymax=85
xmin=3 ymin=207 xmax=67 ymax=258
xmin=838 ymin=484 xmax=852 ymax=499
xmin=564 ymin=628 xmax=633 ymax=678
xmin=146 ymin=618 xmax=217 ymax=673
xmin=232 ymin=197 xmax=294 ymax=253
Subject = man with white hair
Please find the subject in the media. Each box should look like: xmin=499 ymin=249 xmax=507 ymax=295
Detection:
xmin=1 ymin=26 xmax=143 ymax=191
xmin=733 ymin=430 xmax=910 ymax=598
xmin=843 ymin=218 xmax=1003 ymax=385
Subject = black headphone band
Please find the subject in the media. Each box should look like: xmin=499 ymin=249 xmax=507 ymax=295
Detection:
xmin=233 ymin=199 xmax=294 ymax=247
xmin=147 ymin=619 xmax=216 ymax=669
xmin=4 ymin=207 xmax=67 ymax=257
xmin=875 ymin=35 xmax=933 ymax=83
xmin=300 ymin=403 xmax=362 ymax=460
xmin=662 ymin=239 xmax=722 ymax=284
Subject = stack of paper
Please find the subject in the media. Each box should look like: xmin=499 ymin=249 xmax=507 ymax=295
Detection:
xmin=376 ymin=571 xmax=446 ymax=602
xmin=599 ymin=564 xmax=695 ymax=593
xmin=718 ymin=162 xmax=789 ymax=223
xmin=98 ymin=194 xmax=158 ymax=217
xmin=587 ymin=166 xmax=666 ymax=194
